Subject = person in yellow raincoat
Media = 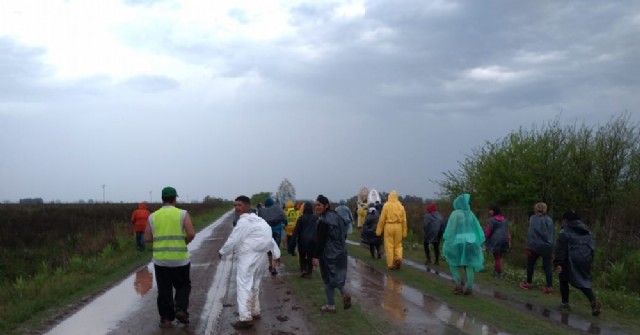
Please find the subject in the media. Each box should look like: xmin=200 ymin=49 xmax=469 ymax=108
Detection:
xmin=375 ymin=191 xmax=407 ymax=270
xmin=284 ymin=200 xmax=299 ymax=254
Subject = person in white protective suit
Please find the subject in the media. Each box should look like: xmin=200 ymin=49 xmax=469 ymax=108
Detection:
xmin=219 ymin=195 xmax=281 ymax=329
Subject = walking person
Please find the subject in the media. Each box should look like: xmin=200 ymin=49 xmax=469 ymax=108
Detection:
xmin=284 ymin=200 xmax=298 ymax=254
xmin=361 ymin=204 xmax=383 ymax=259
xmin=219 ymin=195 xmax=282 ymax=329
xmin=375 ymin=190 xmax=407 ymax=270
xmin=520 ymin=202 xmax=555 ymax=294
xmin=145 ymin=187 xmax=196 ymax=328
xmin=131 ymin=202 xmax=150 ymax=251
xmin=289 ymin=201 xmax=318 ymax=278
xmin=554 ymin=211 xmax=602 ymax=316
xmin=257 ymin=197 xmax=287 ymax=275
xmin=335 ymin=199 xmax=355 ymax=236
xmin=442 ymin=193 xmax=485 ymax=295
xmin=485 ymin=205 xmax=511 ymax=279
xmin=423 ymin=203 xmax=444 ymax=265
xmin=313 ymin=194 xmax=352 ymax=313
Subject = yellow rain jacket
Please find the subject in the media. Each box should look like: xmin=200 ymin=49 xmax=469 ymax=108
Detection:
xmin=376 ymin=191 xmax=407 ymax=268
xmin=285 ymin=200 xmax=298 ymax=236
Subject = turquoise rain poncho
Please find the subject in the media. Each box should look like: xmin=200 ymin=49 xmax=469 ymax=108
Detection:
xmin=442 ymin=194 xmax=485 ymax=271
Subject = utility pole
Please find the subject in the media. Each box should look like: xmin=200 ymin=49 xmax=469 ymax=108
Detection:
xmin=102 ymin=184 xmax=106 ymax=203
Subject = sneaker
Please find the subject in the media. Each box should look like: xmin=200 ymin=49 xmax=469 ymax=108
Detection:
xmin=463 ymin=288 xmax=473 ymax=296
xmin=394 ymin=259 xmax=402 ymax=270
xmin=159 ymin=320 xmax=173 ymax=328
xmin=543 ymin=287 xmax=553 ymax=295
xmin=320 ymin=305 xmax=336 ymax=313
xmin=591 ymin=300 xmax=602 ymax=316
xmin=175 ymin=310 xmax=190 ymax=324
xmin=452 ymin=285 xmax=464 ymax=294
xmin=252 ymin=314 xmax=261 ymax=320
xmin=343 ymin=293 xmax=352 ymax=310
xmin=231 ymin=320 xmax=254 ymax=329
xmin=558 ymin=303 xmax=572 ymax=312
xmin=519 ymin=281 xmax=532 ymax=290
xmin=269 ymin=266 xmax=278 ymax=276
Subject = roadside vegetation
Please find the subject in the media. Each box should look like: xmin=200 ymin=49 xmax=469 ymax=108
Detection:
xmin=0 ymin=201 xmax=230 ymax=335
xmin=343 ymin=114 xmax=640 ymax=320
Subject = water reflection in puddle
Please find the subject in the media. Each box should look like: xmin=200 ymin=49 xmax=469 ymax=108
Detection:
xmin=347 ymin=257 xmax=507 ymax=335
xmin=349 ymin=243 xmax=625 ymax=335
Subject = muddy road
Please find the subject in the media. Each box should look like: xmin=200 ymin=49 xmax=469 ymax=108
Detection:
xmin=41 ymin=212 xmax=626 ymax=335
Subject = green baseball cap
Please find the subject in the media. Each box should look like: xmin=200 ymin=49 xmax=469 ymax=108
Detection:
xmin=161 ymin=186 xmax=178 ymax=197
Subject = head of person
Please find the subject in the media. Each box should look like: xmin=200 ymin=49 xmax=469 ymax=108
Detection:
xmin=315 ymin=194 xmax=330 ymax=215
xmin=368 ymin=203 xmax=376 ymax=213
xmin=303 ymin=201 xmax=313 ymax=215
xmin=286 ymin=199 xmax=294 ymax=209
xmin=452 ymin=193 xmax=471 ymax=211
xmin=534 ymin=202 xmax=548 ymax=214
xmin=426 ymin=203 xmax=437 ymax=213
xmin=138 ymin=202 xmax=147 ymax=209
xmin=562 ymin=210 xmax=580 ymax=222
xmin=234 ymin=195 xmax=252 ymax=214
xmin=489 ymin=205 xmax=501 ymax=216
xmin=264 ymin=197 xmax=274 ymax=207
xmin=161 ymin=186 xmax=178 ymax=204
xmin=388 ymin=190 xmax=399 ymax=202
xmin=339 ymin=199 xmax=346 ymax=206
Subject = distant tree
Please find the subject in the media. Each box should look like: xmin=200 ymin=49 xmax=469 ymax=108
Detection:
xmin=250 ymin=192 xmax=272 ymax=206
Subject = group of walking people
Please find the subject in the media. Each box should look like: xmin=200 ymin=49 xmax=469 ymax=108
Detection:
xmin=139 ymin=187 xmax=602 ymax=331
xmin=426 ymin=194 xmax=601 ymax=316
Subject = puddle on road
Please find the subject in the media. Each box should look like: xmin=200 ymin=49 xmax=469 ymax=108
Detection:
xmin=362 ymin=251 xmax=624 ymax=335
xmin=45 ymin=214 xmax=231 ymax=335
xmin=347 ymin=257 xmax=507 ymax=335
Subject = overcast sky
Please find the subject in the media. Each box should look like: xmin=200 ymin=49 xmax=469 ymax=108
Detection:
xmin=1 ymin=0 xmax=639 ymax=204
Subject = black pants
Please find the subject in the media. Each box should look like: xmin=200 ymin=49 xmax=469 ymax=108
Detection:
xmin=423 ymin=241 xmax=440 ymax=263
xmin=299 ymin=249 xmax=313 ymax=275
xmin=526 ymin=251 xmax=553 ymax=287
xmin=560 ymin=280 xmax=595 ymax=304
xmin=154 ymin=263 xmax=191 ymax=322
xmin=369 ymin=243 xmax=382 ymax=257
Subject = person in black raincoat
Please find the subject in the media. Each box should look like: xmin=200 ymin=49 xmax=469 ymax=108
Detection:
xmin=423 ymin=203 xmax=444 ymax=265
xmin=554 ymin=211 xmax=601 ymax=316
xmin=312 ymin=194 xmax=351 ymax=313
xmin=484 ymin=205 xmax=510 ymax=279
xmin=361 ymin=204 xmax=383 ymax=259
xmin=289 ymin=201 xmax=318 ymax=278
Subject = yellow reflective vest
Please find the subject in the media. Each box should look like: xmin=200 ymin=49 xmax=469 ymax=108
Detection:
xmin=152 ymin=206 xmax=188 ymax=261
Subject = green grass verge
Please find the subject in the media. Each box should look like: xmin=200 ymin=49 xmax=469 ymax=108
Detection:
xmin=279 ymin=253 xmax=394 ymax=335
xmin=0 ymin=207 xmax=229 ymax=335
xmin=397 ymin=241 xmax=640 ymax=334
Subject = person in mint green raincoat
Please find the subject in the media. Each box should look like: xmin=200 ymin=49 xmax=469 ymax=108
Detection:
xmin=442 ymin=194 xmax=485 ymax=295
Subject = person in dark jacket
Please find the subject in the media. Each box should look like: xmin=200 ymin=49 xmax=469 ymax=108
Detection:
xmin=361 ymin=204 xmax=383 ymax=259
xmin=520 ymin=202 xmax=555 ymax=293
xmin=423 ymin=203 xmax=444 ymax=265
xmin=554 ymin=211 xmax=601 ymax=316
xmin=257 ymin=198 xmax=287 ymax=275
xmin=312 ymin=194 xmax=351 ymax=313
xmin=484 ymin=205 xmax=510 ymax=279
xmin=289 ymin=201 xmax=318 ymax=278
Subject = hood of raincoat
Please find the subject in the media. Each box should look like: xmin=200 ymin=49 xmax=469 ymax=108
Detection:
xmin=303 ymin=201 xmax=313 ymax=215
xmin=388 ymin=190 xmax=399 ymax=203
xmin=492 ymin=214 xmax=505 ymax=222
xmin=452 ymin=194 xmax=471 ymax=211
xmin=565 ymin=219 xmax=591 ymax=235
xmin=138 ymin=202 xmax=146 ymax=210
xmin=286 ymin=200 xmax=294 ymax=209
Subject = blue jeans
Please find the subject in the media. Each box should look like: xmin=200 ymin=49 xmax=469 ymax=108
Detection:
xmin=135 ymin=232 xmax=146 ymax=251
